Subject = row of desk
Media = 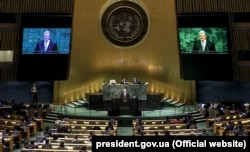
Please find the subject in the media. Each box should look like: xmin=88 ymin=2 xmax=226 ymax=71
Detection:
xmin=0 ymin=117 xmax=44 ymax=151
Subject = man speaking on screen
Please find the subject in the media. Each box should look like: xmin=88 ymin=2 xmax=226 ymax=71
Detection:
xmin=192 ymin=30 xmax=216 ymax=54
xmin=34 ymin=30 xmax=58 ymax=54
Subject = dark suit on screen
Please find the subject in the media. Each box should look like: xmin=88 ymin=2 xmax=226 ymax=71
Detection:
xmin=34 ymin=40 xmax=58 ymax=54
xmin=192 ymin=40 xmax=216 ymax=54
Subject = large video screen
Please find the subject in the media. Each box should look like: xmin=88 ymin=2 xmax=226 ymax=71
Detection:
xmin=22 ymin=28 xmax=71 ymax=54
xmin=177 ymin=14 xmax=233 ymax=80
xmin=178 ymin=27 xmax=228 ymax=54
xmin=17 ymin=14 xmax=72 ymax=81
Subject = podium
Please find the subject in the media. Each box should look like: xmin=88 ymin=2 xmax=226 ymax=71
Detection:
xmin=108 ymin=98 xmax=141 ymax=116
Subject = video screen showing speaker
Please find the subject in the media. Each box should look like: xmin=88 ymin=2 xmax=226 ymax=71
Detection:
xmin=177 ymin=14 xmax=233 ymax=80
xmin=22 ymin=28 xmax=71 ymax=54
xmin=178 ymin=27 xmax=228 ymax=54
xmin=17 ymin=14 xmax=72 ymax=81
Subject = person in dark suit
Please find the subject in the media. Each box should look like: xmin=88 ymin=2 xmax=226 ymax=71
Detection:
xmin=132 ymin=77 xmax=139 ymax=84
xmin=120 ymin=88 xmax=130 ymax=98
xmin=34 ymin=30 xmax=58 ymax=54
xmin=121 ymin=77 xmax=129 ymax=84
xmin=31 ymin=83 xmax=38 ymax=103
xmin=192 ymin=30 xmax=216 ymax=53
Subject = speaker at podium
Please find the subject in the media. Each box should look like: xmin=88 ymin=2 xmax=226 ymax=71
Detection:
xmin=108 ymin=97 xmax=141 ymax=116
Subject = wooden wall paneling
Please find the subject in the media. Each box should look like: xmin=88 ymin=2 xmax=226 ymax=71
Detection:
xmin=204 ymin=0 xmax=215 ymax=12
xmin=4 ymin=0 xmax=11 ymax=12
xmin=0 ymin=31 xmax=2 ymax=49
xmin=237 ymin=31 xmax=244 ymax=50
xmin=0 ymin=0 xmax=6 ymax=12
xmin=176 ymin=0 xmax=250 ymax=13
xmin=237 ymin=0 xmax=245 ymax=12
xmin=20 ymin=0 xmax=32 ymax=13
xmin=187 ymin=0 xmax=193 ymax=13
xmin=10 ymin=0 xmax=21 ymax=13
xmin=199 ymin=0 xmax=207 ymax=13
xmin=234 ymin=69 xmax=239 ymax=80
xmin=248 ymin=31 xmax=250 ymax=49
xmin=243 ymin=31 xmax=248 ymax=49
xmin=0 ymin=30 xmax=18 ymax=81
xmin=231 ymin=31 xmax=236 ymax=50
xmin=2 ymin=66 xmax=7 ymax=80
xmin=45 ymin=0 xmax=58 ymax=13
xmin=192 ymin=0 xmax=198 ymax=13
xmin=241 ymin=0 xmax=250 ymax=12
xmin=34 ymin=0 xmax=46 ymax=13
xmin=231 ymin=50 xmax=237 ymax=75
xmin=175 ymin=0 xmax=182 ymax=13
xmin=5 ymin=66 xmax=9 ymax=80
xmin=247 ymin=31 xmax=250 ymax=50
xmin=23 ymin=0 xmax=46 ymax=13
xmin=228 ymin=0 xmax=235 ymax=13
xmin=0 ymin=0 xmax=20 ymax=13
xmin=242 ymin=67 xmax=247 ymax=80
xmin=44 ymin=0 xmax=74 ymax=13
xmin=19 ymin=0 xmax=74 ymax=13
xmin=232 ymin=31 xmax=239 ymax=50
xmin=178 ymin=0 xmax=186 ymax=13
xmin=236 ymin=66 xmax=241 ymax=80
xmin=239 ymin=67 xmax=244 ymax=80
xmin=221 ymin=0 xmax=228 ymax=12
xmin=234 ymin=31 xmax=243 ymax=50
xmin=0 ymin=65 xmax=17 ymax=81
xmin=6 ymin=65 xmax=12 ymax=80
xmin=247 ymin=67 xmax=250 ymax=80
xmin=205 ymin=0 xmax=212 ymax=12
xmin=1 ymin=31 xmax=17 ymax=50
xmin=242 ymin=66 xmax=246 ymax=80
xmin=242 ymin=32 xmax=249 ymax=50
xmin=184 ymin=0 xmax=191 ymax=13
xmin=178 ymin=0 xmax=185 ymax=13
xmin=244 ymin=66 xmax=249 ymax=80
xmin=232 ymin=31 xmax=248 ymax=50
xmin=34 ymin=0 xmax=44 ymax=12
xmin=211 ymin=0 xmax=219 ymax=12
xmin=239 ymin=0 xmax=246 ymax=12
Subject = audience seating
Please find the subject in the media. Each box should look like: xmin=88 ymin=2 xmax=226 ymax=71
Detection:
xmin=213 ymin=118 xmax=250 ymax=135
xmin=132 ymin=118 xmax=197 ymax=136
xmin=21 ymin=149 xmax=90 ymax=152
xmin=206 ymin=114 xmax=244 ymax=127
xmin=133 ymin=128 xmax=203 ymax=136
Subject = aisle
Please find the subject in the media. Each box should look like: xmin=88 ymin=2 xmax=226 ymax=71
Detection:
xmin=117 ymin=127 xmax=133 ymax=136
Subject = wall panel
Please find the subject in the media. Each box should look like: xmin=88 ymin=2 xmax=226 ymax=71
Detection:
xmin=55 ymin=0 xmax=195 ymax=105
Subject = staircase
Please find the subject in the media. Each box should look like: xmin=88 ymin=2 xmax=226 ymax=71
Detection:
xmin=161 ymin=98 xmax=185 ymax=107
xmin=186 ymin=111 xmax=206 ymax=123
xmin=66 ymin=98 xmax=89 ymax=108
xmin=44 ymin=111 xmax=60 ymax=123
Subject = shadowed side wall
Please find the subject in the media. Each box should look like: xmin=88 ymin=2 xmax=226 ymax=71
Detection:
xmin=54 ymin=0 xmax=195 ymax=104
